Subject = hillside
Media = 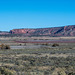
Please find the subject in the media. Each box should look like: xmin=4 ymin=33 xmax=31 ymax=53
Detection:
xmin=0 ymin=31 xmax=9 ymax=35
xmin=0 ymin=25 xmax=75 ymax=37
xmin=9 ymin=25 xmax=75 ymax=36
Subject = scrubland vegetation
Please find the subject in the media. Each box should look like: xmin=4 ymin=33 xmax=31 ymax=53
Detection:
xmin=0 ymin=47 xmax=75 ymax=75
xmin=0 ymin=37 xmax=75 ymax=75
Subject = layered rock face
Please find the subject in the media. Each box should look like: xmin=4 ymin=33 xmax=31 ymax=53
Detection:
xmin=9 ymin=25 xmax=75 ymax=36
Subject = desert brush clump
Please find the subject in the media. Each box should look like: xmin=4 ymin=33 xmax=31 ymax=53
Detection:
xmin=68 ymin=72 xmax=75 ymax=75
xmin=0 ymin=44 xmax=10 ymax=49
xmin=52 ymin=43 xmax=59 ymax=47
xmin=0 ymin=67 xmax=17 ymax=75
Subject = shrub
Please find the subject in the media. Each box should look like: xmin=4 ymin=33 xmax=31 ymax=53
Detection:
xmin=68 ymin=72 xmax=75 ymax=75
xmin=0 ymin=44 xmax=6 ymax=49
xmin=0 ymin=67 xmax=17 ymax=75
xmin=52 ymin=43 xmax=59 ymax=47
xmin=0 ymin=44 xmax=10 ymax=49
xmin=5 ymin=45 xmax=10 ymax=49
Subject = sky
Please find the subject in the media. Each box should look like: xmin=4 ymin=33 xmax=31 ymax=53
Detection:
xmin=0 ymin=0 xmax=75 ymax=31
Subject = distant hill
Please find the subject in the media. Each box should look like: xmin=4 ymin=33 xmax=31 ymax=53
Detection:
xmin=0 ymin=31 xmax=9 ymax=35
xmin=9 ymin=25 xmax=75 ymax=37
xmin=1 ymin=25 xmax=75 ymax=37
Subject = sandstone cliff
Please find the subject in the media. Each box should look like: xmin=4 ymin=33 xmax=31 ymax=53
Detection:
xmin=9 ymin=25 xmax=75 ymax=36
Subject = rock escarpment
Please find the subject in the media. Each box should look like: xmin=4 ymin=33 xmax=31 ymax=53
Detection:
xmin=9 ymin=25 xmax=75 ymax=36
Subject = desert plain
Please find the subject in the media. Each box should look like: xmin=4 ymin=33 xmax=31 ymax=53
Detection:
xmin=0 ymin=36 xmax=75 ymax=75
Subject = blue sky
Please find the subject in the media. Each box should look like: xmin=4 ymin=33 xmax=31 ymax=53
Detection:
xmin=0 ymin=0 xmax=75 ymax=31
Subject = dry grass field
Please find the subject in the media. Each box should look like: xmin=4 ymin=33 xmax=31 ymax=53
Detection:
xmin=0 ymin=37 xmax=75 ymax=75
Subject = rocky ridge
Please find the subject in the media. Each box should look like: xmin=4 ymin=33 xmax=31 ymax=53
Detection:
xmin=9 ymin=25 xmax=75 ymax=36
xmin=1 ymin=25 xmax=75 ymax=36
